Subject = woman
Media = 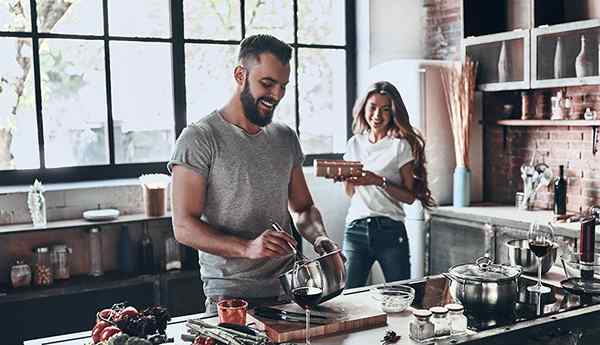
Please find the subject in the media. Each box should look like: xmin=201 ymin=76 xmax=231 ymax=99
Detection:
xmin=341 ymin=81 xmax=435 ymax=288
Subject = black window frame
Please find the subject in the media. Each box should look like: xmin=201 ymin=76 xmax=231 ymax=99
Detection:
xmin=0 ymin=0 xmax=356 ymax=186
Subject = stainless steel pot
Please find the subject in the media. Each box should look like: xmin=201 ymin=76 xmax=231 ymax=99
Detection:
xmin=506 ymin=239 xmax=557 ymax=274
xmin=279 ymin=249 xmax=346 ymax=304
xmin=443 ymin=257 xmax=522 ymax=313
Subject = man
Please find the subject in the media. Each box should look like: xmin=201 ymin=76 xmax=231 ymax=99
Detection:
xmin=168 ymin=34 xmax=339 ymax=312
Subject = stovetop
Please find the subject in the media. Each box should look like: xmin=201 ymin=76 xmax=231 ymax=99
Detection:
xmin=407 ymin=275 xmax=600 ymax=332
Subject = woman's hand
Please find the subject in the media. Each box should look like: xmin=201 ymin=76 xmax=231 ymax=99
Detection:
xmin=345 ymin=170 xmax=383 ymax=186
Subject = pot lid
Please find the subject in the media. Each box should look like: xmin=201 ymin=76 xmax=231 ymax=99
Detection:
xmin=448 ymin=256 xmax=522 ymax=283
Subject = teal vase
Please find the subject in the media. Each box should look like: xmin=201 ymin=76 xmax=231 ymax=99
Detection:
xmin=453 ymin=167 xmax=471 ymax=207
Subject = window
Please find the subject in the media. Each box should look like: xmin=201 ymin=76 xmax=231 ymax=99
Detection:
xmin=0 ymin=0 xmax=355 ymax=185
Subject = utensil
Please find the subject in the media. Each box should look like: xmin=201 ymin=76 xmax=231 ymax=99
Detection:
xmin=370 ymin=284 xmax=415 ymax=313
xmin=253 ymin=307 xmax=329 ymax=325
xmin=506 ymin=239 xmax=557 ymax=274
xmin=280 ymin=249 xmax=346 ymax=304
xmin=443 ymin=256 xmax=522 ymax=314
xmin=271 ymin=222 xmax=308 ymax=262
xmin=254 ymin=306 xmax=328 ymax=319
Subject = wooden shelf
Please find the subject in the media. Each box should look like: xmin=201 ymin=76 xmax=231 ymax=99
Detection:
xmin=496 ymin=119 xmax=600 ymax=126
xmin=0 ymin=212 xmax=172 ymax=235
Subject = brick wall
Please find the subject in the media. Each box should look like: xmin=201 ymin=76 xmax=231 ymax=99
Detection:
xmin=424 ymin=0 xmax=462 ymax=60
xmin=484 ymin=86 xmax=600 ymax=213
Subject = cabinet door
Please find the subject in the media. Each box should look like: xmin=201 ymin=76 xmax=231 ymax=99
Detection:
xmin=429 ymin=217 xmax=495 ymax=274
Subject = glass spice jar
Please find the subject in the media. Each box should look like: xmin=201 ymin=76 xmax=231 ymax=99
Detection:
xmin=409 ymin=309 xmax=435 ymax=341
xmin=33 ymin=246 xmax=53 ymax=286
xmin=10 ymin=258 xmax=32 ymax=288
xmin=51 ymin=244 xmax=72 ymax=280
xmin=430 ymin=306 xmax=451 ymax=337
xmin=445 ymin=303 xmax=468 ymax=335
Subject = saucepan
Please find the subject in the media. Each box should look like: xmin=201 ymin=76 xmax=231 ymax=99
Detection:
xmin=279 ymin=249 xmax=346 ymax=304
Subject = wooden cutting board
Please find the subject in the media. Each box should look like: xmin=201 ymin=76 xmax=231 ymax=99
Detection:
xmin=247 ymin=292 xmax=387 ymax=342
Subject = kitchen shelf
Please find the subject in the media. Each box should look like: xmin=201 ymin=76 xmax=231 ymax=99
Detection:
xmin=494 ymin=119 xmax=600 ymax=154
xmin=0 ymin=212 xmax=171 ymax=235
xmin=0 ymin=269 xmax=198 ymax=304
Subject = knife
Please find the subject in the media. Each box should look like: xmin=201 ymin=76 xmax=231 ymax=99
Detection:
xmin=254 ymin=308 xmax=329 ymax=325
xmin=255 ymin=306 xmax=328 ymax=319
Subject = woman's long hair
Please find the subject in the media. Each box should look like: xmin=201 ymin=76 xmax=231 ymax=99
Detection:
xmin=352 ymin=81 xmax=436 ymax=209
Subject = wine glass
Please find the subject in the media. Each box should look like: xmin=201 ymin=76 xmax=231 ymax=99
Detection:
xmin=527 ymin=222 xmax=555 ymax=294
xmin=290 ymin=260 xmax=324 ymax=345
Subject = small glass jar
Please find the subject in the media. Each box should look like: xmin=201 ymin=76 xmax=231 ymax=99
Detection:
xmin=33 ymin=246 xmax=53 ymax=286
xmin=51 ymin=244 xmax=72 ymax=280
xmin=445 ymin=303 xmax=468 ymax=335
xmin=89 ymin=227 xmax=104 ymax=276
xmin=430 ymin=306 xmax=451 ymax=337
xmin=409 ymin=309 xmax=434 ymax=341
xmin=10 ymin=259 xmax=32 ymax=288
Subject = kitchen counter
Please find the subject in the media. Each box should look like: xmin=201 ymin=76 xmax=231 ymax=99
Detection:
xmin=24 ymin=270 xmax=600 ymax=345
xmin=430 ymin=204 xmax=599 ymax=238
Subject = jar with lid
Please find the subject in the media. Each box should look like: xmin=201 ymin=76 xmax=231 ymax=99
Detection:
xmin=51 ymin=244 xmax=72 ymax=280
xmin=89 ymin=227 xmax=104 ymax=276
xmin=10 ymin=258 xmax=32 ymax=288
xmin=445 ymin=303 xmax=468 ymax=335
xmin=409 ymin=309 xmax=435 ymax=341
xmin=430 ymin=306 xmax=451 ymax=337
xmin=33 ymin=246 xmax=53 ymax=286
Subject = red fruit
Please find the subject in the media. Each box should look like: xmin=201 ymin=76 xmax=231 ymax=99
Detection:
xmin=91 ymin=321 xmax=110 ymax=344
xmin=100 ymin=326 xmax=122 ymax=342
xmin=97 ymin=308 xmax=117 ymax=321
xmin=204 ymin=337 xmax=216 ymax=345
xmin=114 ymin=306 xmax=139 ymax=321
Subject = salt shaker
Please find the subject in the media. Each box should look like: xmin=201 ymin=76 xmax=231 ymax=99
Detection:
xmin=430 ymin=306 xmax=451 ymax=337
xmin=446 ymin=303 xmax=468 ymax=335
xmin=409 ymin=309 xmax=434 ymax=341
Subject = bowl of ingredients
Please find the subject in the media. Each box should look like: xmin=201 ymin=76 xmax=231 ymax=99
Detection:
xmin=370 ymin=284 xmax=415 ymax=313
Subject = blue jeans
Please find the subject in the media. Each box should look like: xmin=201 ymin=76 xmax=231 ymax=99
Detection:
xmin=343 ymin=216 xmax=411 ymax=288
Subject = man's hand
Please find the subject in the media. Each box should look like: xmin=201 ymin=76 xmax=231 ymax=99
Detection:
xmin=244 ymin=229 xmax=297 ymax=259
xmin=313 ymin=235 xmax=340 ymax=256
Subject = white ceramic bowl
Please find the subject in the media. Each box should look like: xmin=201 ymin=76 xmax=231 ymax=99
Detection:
xmin=370 ymin=284 xmax=415 ymax=313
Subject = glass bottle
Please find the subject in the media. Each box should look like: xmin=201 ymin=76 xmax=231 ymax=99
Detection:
xmin=33 ymin=246 xmax=53 ymax=286
xmin=445 ymin=303 xmax=468 ymax=335
xmin=51 ymin=244 xmax=71 ymax=280
xmin=118 ymin=225 xmax=135 ymax=274
xmin=409 ymin=309 xmax=434 ymax=341
xmin=164 ymin=232 xmax=182 ymax=271
xmin=89 ymin=227 xmax=104 ymax=276
xmin=430 ymin=306 xmax=451 ymax=337
xmin=554 ymin=165 xmax=567 ymax=215
xmin=10 ymin=258 xmax=32 ymax=288
xmin=139 ymin=225 xmax=155 ymax=274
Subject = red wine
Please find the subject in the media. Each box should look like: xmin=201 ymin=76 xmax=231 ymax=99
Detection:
xmin=528 ymin=241 xmax=552 ymax=257
xmin=292 ymin=287 xmax=323 ymax=309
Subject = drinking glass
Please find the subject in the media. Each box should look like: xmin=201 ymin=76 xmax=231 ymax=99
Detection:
xmin=527 ymin=222 xmax=554 ymax=294
xmin=290 ymin=261 xmax=323 ymax=345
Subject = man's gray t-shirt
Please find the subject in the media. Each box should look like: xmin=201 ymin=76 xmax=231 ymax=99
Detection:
xmin=167 ymin=110 xmax=303 ymax=298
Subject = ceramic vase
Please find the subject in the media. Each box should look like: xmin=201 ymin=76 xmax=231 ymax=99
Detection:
xmin=453 ymin=166 xmax=471 ymax=207
xmin=554 ymin=36 xmax=566 ymax=79
xmin=497 ymin=41 xmax=509 ymax=82
xmin=575 ymin=35 xmax=593 ymax=78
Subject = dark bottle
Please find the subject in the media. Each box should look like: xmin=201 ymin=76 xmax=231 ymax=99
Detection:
xmin=139 ymin=226 xmax=155 ymax=274
xmin=554 ymin=165 xmax=567 ymax=215
xmin=118 ymin=225 xmax=135 ymax=274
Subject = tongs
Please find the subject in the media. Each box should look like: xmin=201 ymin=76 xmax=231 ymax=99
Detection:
xmin=271 ymin=222 xmax=309 ymax=262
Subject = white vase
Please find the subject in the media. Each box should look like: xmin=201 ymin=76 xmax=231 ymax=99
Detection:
xmin=497 ymin=41 xmax=509 ymax=82
xmin=554 ymin=36 xmax=566 ymax=79
xmin=575 ymin=35 xmax=593 ymax=78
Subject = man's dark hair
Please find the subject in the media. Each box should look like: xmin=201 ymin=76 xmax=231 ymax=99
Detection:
xmin=238 ymin=34 xmax=292 ymax=66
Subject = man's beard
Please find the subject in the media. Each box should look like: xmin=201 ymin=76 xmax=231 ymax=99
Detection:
xmin=240 ymin=80 xmax=276 ymax=127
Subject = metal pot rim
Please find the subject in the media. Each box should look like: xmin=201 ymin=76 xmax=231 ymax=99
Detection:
xmin=278 ymin=248 xmax=344 ymax=277
xmin=447 ymin=262 xmax=522 ymax=283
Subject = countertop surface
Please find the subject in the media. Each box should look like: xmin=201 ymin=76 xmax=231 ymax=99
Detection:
xmin=430 ymin=204 xmax=599 ymax=238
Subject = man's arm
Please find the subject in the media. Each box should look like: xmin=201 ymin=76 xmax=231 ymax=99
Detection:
xmin=288 ymin=166 xmax=339 ymax=254
xmin=171 ymin=165 xmax=296 ymax=258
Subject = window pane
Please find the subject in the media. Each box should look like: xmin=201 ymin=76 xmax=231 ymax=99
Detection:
xmin=37 ymin=0 xmax=102 ymax=35
xmin=274 ymin=57 xmax=296 ymax=130
xmin=0 ymin=37 xmax=39 ymax=170
xmin=39 ymin=39 xmax=108 ymax=168
xmin=108 ymin=0 xmax=170 ymax=38
xmin=0 ymin=0 xmax=31 ymax=32
xmin=298 ymin=0 xmax=345 ymax=45
xmin=185 ymin=44 xmax=237 ymax=123
xmin=110 ymin=42 xmax=174 ymax=164
xmin=298 ymin=48 xmax=346 ymax=154
xmin=245 ymin=0 xmax=293 ymax=43
xmin=184 ymin=0 xmax=241 ymax=40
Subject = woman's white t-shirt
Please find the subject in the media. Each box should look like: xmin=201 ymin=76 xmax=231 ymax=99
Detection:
xmin=343 ymin=133 xmax=414 ymax=225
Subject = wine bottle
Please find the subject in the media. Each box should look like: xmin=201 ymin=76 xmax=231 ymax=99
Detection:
xmin=554 ymin=165 xmax=567 ymax=215
xmin=139 ymin=226 xmax=155 ymax=274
